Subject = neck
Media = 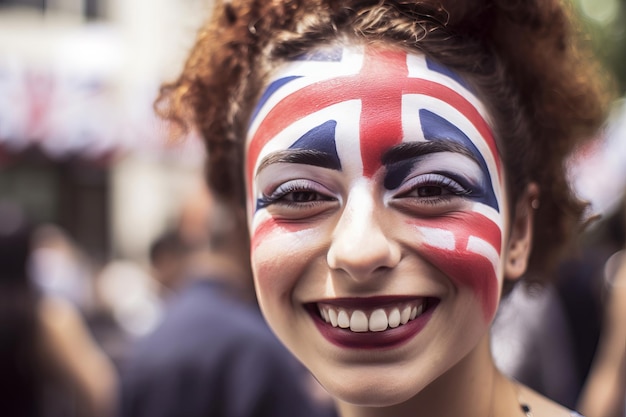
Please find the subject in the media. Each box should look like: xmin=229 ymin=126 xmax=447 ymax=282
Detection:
xmin=335 ymin=336 xmax=521 ymax=417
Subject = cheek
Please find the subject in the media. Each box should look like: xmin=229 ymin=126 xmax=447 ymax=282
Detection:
xmin=250 ymin=216 xmax=283 ymax=253
xmin=250 ymin=216 xmax=313 ymax=302
xmin=406 ymin=212 xmax=503 ymax=320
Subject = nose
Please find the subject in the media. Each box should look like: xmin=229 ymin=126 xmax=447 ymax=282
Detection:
xmin=327 ymin=188 xmax=401 ymax=280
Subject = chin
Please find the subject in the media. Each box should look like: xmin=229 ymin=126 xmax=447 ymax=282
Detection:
xmin=319 ymin=372 xmax=425 ymax=407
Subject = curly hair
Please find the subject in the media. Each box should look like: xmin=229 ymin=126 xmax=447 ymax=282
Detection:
xmin=156 ymin=0 xmax=612 ymax=283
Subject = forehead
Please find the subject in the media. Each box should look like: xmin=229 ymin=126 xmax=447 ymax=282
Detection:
xmin=246 ymin=44 xmax=499 ymax=184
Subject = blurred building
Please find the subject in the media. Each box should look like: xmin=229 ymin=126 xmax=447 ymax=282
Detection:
xmin=0 ymin=0 xmax=211 ymax=264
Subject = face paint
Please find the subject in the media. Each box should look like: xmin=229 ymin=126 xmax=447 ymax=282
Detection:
xmin=245 ymin=44 xmax=507 ymax=406
xmin=248 ymin=44 xmax=504 ymax=313
xmin=247 ymin=47 xmax=500 ymax=195
xmin=405 ymin=205 xmax=502 ymax=319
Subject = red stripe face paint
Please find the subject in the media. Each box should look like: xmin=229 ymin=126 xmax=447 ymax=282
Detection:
xmin=404 ymin=208 xmax=502 ymax=319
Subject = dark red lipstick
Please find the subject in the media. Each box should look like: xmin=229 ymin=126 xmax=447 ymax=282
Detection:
xmin=306 ymin=297 xmax=438 ymax=349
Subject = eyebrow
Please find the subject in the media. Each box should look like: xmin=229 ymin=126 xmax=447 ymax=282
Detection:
xmin=256 ymin=149 xmax=342 ymax=176
xmin=382 ymin=140 xmax=482 ymax=190
xmin=381 ymin=140 xmax=479 ymax=166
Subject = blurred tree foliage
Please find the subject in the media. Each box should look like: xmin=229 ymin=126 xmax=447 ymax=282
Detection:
xmin=573 ymin=0 xmax=626 ymax=94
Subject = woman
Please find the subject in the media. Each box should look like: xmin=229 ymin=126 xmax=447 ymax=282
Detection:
xmin=157 ymin=1 xmax=611 ymax=416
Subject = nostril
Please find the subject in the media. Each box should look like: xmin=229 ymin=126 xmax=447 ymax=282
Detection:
xmin=373 ymin=266 xmax=392 ymax=275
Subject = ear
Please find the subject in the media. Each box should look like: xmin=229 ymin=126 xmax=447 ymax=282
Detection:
xmin=504 ymin=183 xmax=539 ymax=281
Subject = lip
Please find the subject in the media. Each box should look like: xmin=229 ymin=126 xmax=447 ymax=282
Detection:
xmin=305 ymin=296 xmax=438 ymax=350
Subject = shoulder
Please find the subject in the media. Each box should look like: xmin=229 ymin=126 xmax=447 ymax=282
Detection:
xmin=127 ymin=285 xmax=284 ymax=366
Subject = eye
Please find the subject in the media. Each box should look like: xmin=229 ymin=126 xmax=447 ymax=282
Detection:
xmin=257 ymin=179 xmax=338 ymax=219
xmin=262 ymin=180 xmax=334 ymax=204
xmin=282 ymin=189 xmax=330 ymax=203
xmin=397 ymin=173 xmax=469 ymax=198
xmin=414 ymin=185 xmax=448 ymax=197
xmin=391 ymin=173 xmax=472 ymax=214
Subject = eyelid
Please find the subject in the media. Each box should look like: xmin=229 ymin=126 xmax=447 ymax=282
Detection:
xmin=255 ymin=178 xmax=339 ymax=217
xmin=255 ymin=163 xmax=341 ymax=197
xmin=256 ymin=178 xmax=340 ymax=213
xmin=264 ymin=179 xmax=333 ymax=200
xmin=394 ymin=173 xmax=470 ymax=197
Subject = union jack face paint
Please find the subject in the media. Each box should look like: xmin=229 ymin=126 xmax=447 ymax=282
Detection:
xmin=247 ymin=43 xmax=505 ymax=312
xmin=245 ymin=44 xmax=508 ymax=403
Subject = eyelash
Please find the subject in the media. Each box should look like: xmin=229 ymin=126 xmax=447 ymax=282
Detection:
xmin=259 ymin=180 xmax=335 ymax=208
xmin=257 ymin=174 xmax=471 ymax=213
xmin=395 ymin=173 xmax=471 ymax=203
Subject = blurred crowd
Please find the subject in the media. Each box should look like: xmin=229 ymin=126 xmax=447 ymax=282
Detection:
xmin=0 ymin=179 xmax=338 ymax=417
xmin=1 ymin=174 xmax=626 ymax=417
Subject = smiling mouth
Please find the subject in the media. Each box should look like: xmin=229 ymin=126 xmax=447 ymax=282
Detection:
xmin=317 ymin=299 xmax=427 ymax=333
xmin=306 ymin=297 xmax=437 ymax=349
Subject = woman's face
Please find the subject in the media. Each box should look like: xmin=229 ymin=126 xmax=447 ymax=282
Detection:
xmin=245 ymin=44 xmax=510 ymax=405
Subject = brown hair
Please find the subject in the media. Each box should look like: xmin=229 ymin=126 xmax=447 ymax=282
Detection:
xmin=156 ymin=0 xmax=613 ymax=283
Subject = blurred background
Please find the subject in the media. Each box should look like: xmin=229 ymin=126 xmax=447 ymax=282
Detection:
xmin=0 ymin=0 xmax=625 ymax=416
xmin=0 ymin=0 xmax=211 ymax=342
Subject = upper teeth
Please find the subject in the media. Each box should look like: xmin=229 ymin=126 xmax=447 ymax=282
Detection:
xmin=318 ymin=302 xmax=424 ymax=333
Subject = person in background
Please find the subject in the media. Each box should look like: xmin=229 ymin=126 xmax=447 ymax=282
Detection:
xmin=117 ymin=183 xmax=337 ymax=417
xmin=29 ymin=223 xmax=94 ymax=312
xmin=491 ymin=281 xmax=580 ymax=408
xmin=577 ymin=247 xmax=626 ymax=417
xmin=0 ymin=202 xmax=117 ymax=417
xmin=147 ymin=230 xmax=189 ymax=299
